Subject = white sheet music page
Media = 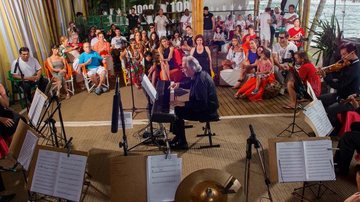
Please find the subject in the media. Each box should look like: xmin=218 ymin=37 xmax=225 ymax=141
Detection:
xmin=118 ymin=112 xmax=133 ymax=129
xmin=303 ymin=100 xmax=333 ymax=137
xmin=30 ymin=149 xmax=60 ymax=196
xmin=17 ymin=130 xmax=39 ymax=170
xmin=141 ymin=74 xmax=157 ymax=103
xmin=303 ymin=140 xmax=336 ymax=181
xmin=28 ymin=89 xmax=47 ymax=126
xmin=276 ymin=142 xmax=306 ymax=182
xmin=147 ymin=154 xmax=182 ymax=202
xmin=54 ymin=153 xmax=87 ymax=202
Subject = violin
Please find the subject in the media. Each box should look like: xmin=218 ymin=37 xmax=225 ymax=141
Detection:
xmin=316 ymin=50 xmax=355 ymax=75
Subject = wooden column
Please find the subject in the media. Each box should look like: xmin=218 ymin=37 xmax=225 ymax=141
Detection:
xmin=302 ymin=0 xmax=310 ymax=51
xmin=192 ymin=0 xmax=203 ymax=36
xmin=298 ymin=0 xmax=303 ymax=21
xmin=254 ymin=0 xmax=260 ymax=30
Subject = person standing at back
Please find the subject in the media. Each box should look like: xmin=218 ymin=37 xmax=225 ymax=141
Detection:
xmin=258 ymin=7 xmax=272 ymax=48
xmin=154 ymin=8 xmax=169 ymax=38
xmin=203 ymin=6 xmax=215 ymax=46
xmin=127 ymin=8 xmax=140 ymax=32
xmin=190 ymin=35 xmax=213 ymax=76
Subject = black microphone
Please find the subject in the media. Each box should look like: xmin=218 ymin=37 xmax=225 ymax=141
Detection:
xmin=111 ymin=77 xmax=120 ymax=133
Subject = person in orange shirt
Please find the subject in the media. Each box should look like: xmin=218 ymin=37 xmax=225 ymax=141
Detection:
xmin=93 ymin=32 xmax=114 ymax=75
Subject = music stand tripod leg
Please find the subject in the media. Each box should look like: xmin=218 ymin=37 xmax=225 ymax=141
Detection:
xmin=244 ymin=126 xmax=273 ymax=202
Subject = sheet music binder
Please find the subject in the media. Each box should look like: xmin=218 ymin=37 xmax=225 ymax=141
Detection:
xmin=10 ymin=119 xmax=39 ymax=161
xmin=268 ymin=137 xmax=335 ymax=183
xmin=302 ymin=82 xmax=333 ymax=137
xmin=28 ymin=145 xmax=88 ymax=202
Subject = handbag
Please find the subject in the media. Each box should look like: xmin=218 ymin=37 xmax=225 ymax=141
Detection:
xmin=263 ymin=80 xmax=282 ymax=99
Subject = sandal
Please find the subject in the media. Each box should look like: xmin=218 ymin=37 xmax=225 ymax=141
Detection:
xmin=282 ymin=105 xmax=295 ymax=110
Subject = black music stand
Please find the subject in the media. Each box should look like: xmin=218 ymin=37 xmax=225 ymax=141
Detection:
xmin=244 ymin=125 xmax=273 ymax=202
xmin=278 ymin=99 xmax=309 ymax=137
xmin=36 ymin=95 xmax=68 ymax=147
xmin=123 ymin=47 xmax=146 ymax=118
xmin=128 ymin=75 xmax=170 ymax=154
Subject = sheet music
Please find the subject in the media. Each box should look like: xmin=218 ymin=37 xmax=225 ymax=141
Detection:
xmin=28 ymin=89 xmax=47 ymax=126
xmin=142 ymin=74 xmax=157 ymax=103
xmin=147 ymin=154 xmax=182 ymax=202
xmin=31 ymin=149 xmax=87 ymax=202
xmin=303 ymin=100 xmax=333 ymax=137
xmin=118 ymin=112 xmax=133 ymax=129
xmin=17 ymin=130 xmax=39 ymax=170
xmin=303 ymin=140 xmax=335 ymax=181
xmin=54 ymin=153 xmax=87 ymax=202
xmin=276 ymin=142 xmax=306 ymax=182
xmin=31 ymin=149 xmax=59 ymax=196
xmin=306 ymin=81 xmax=317 ymax=101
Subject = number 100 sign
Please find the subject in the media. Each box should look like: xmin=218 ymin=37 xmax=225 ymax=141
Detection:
xmin=131 ymin=0 xmax=191 ymax=14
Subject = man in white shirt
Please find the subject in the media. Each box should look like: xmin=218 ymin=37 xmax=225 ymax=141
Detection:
xmin=272 ymin=31 xmax=298 ymax=85
xmin=259 ymin=7 xmax=272 ymax=48
xmin=180 ymin=9 xmax=192 ymax=36
xmin=91 ymin=29 xmax=101 ymax=47
xmin=283 ymin=4 xmax=298 ymax=31
xmin=235 ymin=15 xmax=246 ymax=31
xmin=154 ymin=8 xmax=169 ymax=38
xmin=11 ymin=47 xmax=48 ymax=101
xmin=111 ymin=28 xmax=127 ymax=68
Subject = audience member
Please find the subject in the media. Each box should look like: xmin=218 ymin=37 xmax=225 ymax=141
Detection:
xmin=190 ymin=35 xmax=213 ymax=76
xmin=246 ymin=14 xmax=255 ymax=28
xmin=127 ymin=8 xmax=140 ymax=31
xmin=203 ymin=6 xmax=215 ymax=45
xmin=224 ymin=14 xmax=235 ymax=39
xmin=259 ymin=7 xmax=272 ymax=48
xmin=154 ymin=8 xmax=169 ymax=38
xmin=235 ymin=15 xmax=246 ymax=31
xmin=212 ymin=27 xmax=226 ymax=52
xmin=283 ymin=4 xmax=298 ymax=31
xmin=181 ymin=26 xmax=194 ymax=55
xmin=93 ymin=32 xmax=114 ymax=76
xmin=47 ymin=45 xmax=71 ymax=99
xmin=180 ymin=9 xmax=192 ymax=36
xmin=10 ymin=47 xmax=48 ymax=101
xmin=78 ymin=42 xmax=107 ymax=95
xmin=171 ymin=31 xmax=182 ymax=49
xmin=288 ymin=18 xmax=305 ymax=49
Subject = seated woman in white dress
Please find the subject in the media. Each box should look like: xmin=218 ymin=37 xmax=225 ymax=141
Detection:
xmin=219 ymin=38 xmax=246 ymax=86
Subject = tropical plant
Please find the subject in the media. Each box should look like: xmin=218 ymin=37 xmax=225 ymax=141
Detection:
xmin=310 ymin=15 xmax=343 ymax=66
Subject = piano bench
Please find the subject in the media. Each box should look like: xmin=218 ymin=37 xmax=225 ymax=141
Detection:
xmin=196 ymin=118 xmax=220 ymax=149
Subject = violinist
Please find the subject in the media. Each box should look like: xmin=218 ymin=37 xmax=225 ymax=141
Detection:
xmin=318 ymin=42 xmax=360 ymax=132
xmin=284 ymin=51 xmax=321 ymax=109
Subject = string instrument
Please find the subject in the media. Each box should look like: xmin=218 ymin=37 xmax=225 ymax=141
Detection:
xmin=317 ymin=50 xmax=355 ymax=75
xmin=340 ymin=95 xmax=360 ymax=104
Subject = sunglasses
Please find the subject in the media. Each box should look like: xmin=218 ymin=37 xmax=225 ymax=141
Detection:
xmin=279 ymin=36 xmax=286 ymax=39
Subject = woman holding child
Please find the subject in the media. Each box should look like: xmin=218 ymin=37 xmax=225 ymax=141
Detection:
xmin=234 ymin=47 xmax=275 ymax=101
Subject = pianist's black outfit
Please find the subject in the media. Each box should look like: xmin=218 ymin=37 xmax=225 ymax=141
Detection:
xmin=171 ymin=71 xmax=219 ymax=149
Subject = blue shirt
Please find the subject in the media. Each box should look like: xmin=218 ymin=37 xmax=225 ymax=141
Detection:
xmin=79 ymin=51 xmax=103 ymax=69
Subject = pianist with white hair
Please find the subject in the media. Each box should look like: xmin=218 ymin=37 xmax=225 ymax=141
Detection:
xmin=170 ymin=56 xmax=219 ymax=150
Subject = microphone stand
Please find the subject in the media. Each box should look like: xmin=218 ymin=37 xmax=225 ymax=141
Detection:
xmin=244 ymin=124 xmax=273 ymax=202
xmin=124 ymin=47 xmax=146 ymax=117
xmin=15 ymin=60 xmax=30 ymax=112
xmin=114 ymin=76 xmax=128 ymax=156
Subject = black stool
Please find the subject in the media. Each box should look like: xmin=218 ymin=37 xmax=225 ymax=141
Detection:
xmin=197 ymin=117 xmax=220 ymax=149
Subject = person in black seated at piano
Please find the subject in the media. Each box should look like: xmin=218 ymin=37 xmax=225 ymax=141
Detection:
xmin=318 ymin=42 xmax=360 ymax=134
xmin=170 ymin=56 xmax=219 ymax=149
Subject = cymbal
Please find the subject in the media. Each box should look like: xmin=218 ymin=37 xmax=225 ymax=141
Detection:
xmin=175 ymin=169 xmax=241 ymax=202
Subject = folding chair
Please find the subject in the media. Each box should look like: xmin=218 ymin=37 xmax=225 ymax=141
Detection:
xmin=44 ymin=60 xmax=75 ymax=95
xmin=80 ymin=63 xmax=109 ymax=93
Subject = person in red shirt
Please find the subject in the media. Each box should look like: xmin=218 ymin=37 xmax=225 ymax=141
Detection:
xmin=288 ymin=18 xmax=305 ymax=49
xmin=242 ymin=25 xmax=257 ymax=53
xmin=284 ymin=51 xmax=321 ymax=109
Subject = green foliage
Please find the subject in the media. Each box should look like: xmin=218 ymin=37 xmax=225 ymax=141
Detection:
xmin=310 ymin=15 xmax=343 ymax=66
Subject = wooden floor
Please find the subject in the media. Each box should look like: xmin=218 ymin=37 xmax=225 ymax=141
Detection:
xmin=217 ymin=86 xmax=290 ymax=116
